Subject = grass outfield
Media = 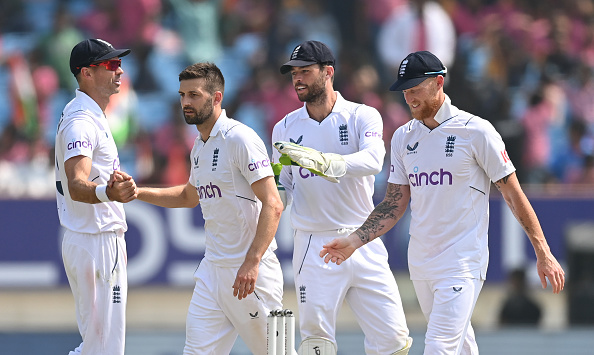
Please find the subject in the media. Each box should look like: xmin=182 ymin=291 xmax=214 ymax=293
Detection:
xmin=1 ymin=329 xmax=593 ymax=354
xmin=0 ymin=275 xmax=585 ymax=354
xmin=0 ymin=275 xmax=568 ymax=332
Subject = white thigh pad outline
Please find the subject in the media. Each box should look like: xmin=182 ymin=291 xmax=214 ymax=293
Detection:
xmin=297 ymin=336 xmax=337 ymax=355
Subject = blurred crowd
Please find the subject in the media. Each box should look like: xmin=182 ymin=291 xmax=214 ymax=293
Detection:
xmin=2 ymin=0 xmax=594 ymax=199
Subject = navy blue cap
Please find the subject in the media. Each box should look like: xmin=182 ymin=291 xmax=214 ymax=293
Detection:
xmin=70 ymin=39 xmax=131 ymax=76
xmin=280 ymin=40 xmax=336 ymax=74
xmin=389 ymin=51 xmax=447 ymax=91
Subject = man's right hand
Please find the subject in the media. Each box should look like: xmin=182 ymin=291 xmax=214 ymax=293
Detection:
xmin=274 ymin=141 xmax=346 ymax=183
xmin=107 ymin=170 xmax=138 ymax=203
xmin=319 ymin=233 xmax=363 ymax=265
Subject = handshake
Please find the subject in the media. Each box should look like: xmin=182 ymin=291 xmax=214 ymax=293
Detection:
xmin=273 ymin=141 xmax=346 ymax=183
xmin=99 ymin=170 xmax=138 ymax=203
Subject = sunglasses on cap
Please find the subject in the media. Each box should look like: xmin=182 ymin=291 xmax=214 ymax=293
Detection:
xmin=424 ymin=68 xmax=447 ymax=76
xmin=85 ymin=59 xmax=122 ymax=71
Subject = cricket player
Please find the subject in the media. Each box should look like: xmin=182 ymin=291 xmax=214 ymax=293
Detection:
xmin=131 ymin=62 xmax=284 ymax=354
xmin=272 ymin=40 xmax=412 ymax=355
xmin=55 ymin=38 xmax=138 ymax=355
xmin=320 ymin=51 xmax=566 ymax=354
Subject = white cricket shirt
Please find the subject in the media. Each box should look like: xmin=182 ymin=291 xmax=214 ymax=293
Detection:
xmin=189 ymin=110 xmax=277 ymax=267
xmin=389 ymin=95 xmax=515 ymax=280
xmin=55 ymin=89 xmax=127 ymax=234
xmin=271 ymin=92 xmax=385 ymax=232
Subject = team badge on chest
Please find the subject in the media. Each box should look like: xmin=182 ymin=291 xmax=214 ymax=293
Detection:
xmin=339 ymin=124 xmax=348 ymax=145
xmin=212 ymin=148 xmax=219 ymax=171
xmin=445 ymin=135 xmax=456 ymax=157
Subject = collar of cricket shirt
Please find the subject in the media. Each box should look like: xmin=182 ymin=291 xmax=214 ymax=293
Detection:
xmin=433 ymin=94 xmax=459 ymax=125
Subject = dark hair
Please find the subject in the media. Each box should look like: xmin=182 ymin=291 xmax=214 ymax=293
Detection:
xmin=178 ymin=62 xmax=225 ymax=95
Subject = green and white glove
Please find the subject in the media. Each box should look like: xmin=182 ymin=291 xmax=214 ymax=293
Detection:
xmin=271 ymin=162 xmax=288 ymax=209
xmin=274 ymin=141 xmax=346 ymax=183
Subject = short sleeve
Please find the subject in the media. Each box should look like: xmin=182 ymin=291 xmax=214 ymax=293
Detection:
xmin=231 ymin=126 xmax=274 ymax=185
xmin=470 ymin=119 xmax=516 ymax=182
xmin=388 ymin=127 xmax=410 ymax=185
xmin=61 ymin=119 xmax=98 ymax=162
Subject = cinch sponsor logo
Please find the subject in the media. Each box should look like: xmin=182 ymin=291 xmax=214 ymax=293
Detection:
xmin=299 ymin=167 xmax=319 ymax=179
xmin=365 ymin=131 xmax=382 ymax=138
xmin=197 ymin=182 xmax=222 ymax=199
xmin=248 ymin=158 xmax=270 ymax=171
xmin=409 ymin=167 xmax=453 ymax=186
xmin=112 ymin=158 xmax=120 ymax=171
xmin=67 ymin=139 xmax=92 ymax=151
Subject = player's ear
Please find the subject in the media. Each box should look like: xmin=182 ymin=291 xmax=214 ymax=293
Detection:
xmin=436 ymin=75 xmax=445 ymax=89
xmin=80 ymin=67 xmax=93 ymax=79
xmin=212 ymin=91 xmax=223 ymax=107
xmin=326 ymin=65 xmax=334 ymax=79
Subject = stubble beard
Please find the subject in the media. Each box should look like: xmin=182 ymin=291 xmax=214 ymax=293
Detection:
xmin=411 ymin=95 xmax=441 ymax=121
xmin=297 ymin=73 xmax=327 ymax=105
xmin=183 ymin=101 xmax=214 ymax=126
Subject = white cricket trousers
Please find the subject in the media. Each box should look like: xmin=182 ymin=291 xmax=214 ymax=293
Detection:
xmin=413 ymin=277 xmax=483 ymax=355
xmin=62 ymin=229 xmax=127 ymax=355
xmin=293 ymin=229 xmax=410 ymax=354
xmin=184 ymin=255 xmax=284 ymax=355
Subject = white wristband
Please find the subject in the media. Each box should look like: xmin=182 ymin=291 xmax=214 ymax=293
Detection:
xmin=95 ymin=184 xmax=110 ymax=203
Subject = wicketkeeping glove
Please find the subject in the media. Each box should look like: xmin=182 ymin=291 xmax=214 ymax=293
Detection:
xmin=274 ymin=141 xmax=346 ymax=183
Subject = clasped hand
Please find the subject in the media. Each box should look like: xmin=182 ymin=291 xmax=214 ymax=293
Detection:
xmin=108 ymin=170 xmax=138 ymax=203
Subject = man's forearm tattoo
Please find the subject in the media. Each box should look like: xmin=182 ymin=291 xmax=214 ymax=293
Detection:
xmin=494 ymin=173 xmax=534 ymax=235
xmin=356 ymin=184 xmax=405 ymax=244
xmin=355 ymin=229 xmax=370 ymax=244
